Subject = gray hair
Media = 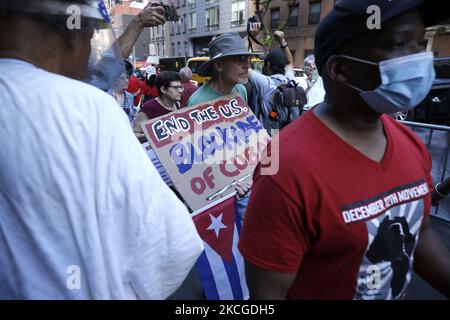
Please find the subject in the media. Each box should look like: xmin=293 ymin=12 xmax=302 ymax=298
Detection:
xmin=179 ymin=67 xmax=192 ymax=81
xmin=304 ymin=55 xmax=316 ymax=65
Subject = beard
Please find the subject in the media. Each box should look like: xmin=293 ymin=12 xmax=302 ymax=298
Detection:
xmin=237 ymin=75 xmax=249 ymax=85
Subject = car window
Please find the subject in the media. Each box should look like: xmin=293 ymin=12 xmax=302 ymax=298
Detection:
xmin=435 ymin=57 xmax=450 ymax=80
xmin=188 ymin=61 xmax=201 ymax=73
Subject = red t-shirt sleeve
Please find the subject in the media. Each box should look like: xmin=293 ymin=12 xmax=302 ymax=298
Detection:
xmin=238 ymin=170 xmax=310 ymax=273
xmin=127 ymin=77 xmax=140 ymax=94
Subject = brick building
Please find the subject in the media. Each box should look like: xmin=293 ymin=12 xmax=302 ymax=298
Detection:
xmin=426 ymin=20 xmax=450 ymax=58
xmin=258 ymin=0 xmax=336 ymax=67
xmin=261 ymin=0 xmax=449 ymax=68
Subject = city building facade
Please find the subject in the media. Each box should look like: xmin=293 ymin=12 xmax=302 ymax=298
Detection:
xmin=105 ymin=1 xmax=449 ymax=70
xmin=106 ymin=0 xmax=153 ymax=66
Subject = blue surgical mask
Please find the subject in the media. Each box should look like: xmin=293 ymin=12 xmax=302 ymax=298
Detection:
xmin=340 ymin=52 xmax=436 ymax=114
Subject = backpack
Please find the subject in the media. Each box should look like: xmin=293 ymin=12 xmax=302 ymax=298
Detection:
xmin=262 ymin=79 xmax=308 ymax=135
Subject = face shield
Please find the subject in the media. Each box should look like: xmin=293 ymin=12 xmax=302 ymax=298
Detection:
xmin=82 ymin=2 xmax=125 ymax=91
xmin=0 ymin=0 xmax=124 ymax=91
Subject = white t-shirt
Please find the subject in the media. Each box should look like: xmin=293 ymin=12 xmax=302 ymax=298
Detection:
xmin=0 ymin=59 xmax=203 ymax=299
xmin=296 ymin=76 xmax=326 ymax=110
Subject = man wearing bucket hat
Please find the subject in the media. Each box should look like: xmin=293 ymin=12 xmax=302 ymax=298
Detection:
xmin=239 ymin=0 xmax=450 ymax=299
xmin=187 ymin=32 xmax=256 ymax=222
xmin=0 ymin=0 xmax=203 ymax=299
xmin=188 ymin=32 xmax=257 ymax=105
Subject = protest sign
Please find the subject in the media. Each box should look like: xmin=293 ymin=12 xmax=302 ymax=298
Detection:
xmin=141 ymin=93 xmax=270 ymax=212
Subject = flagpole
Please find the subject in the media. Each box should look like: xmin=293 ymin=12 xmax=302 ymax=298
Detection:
xmin=191 ymin=192 xmax=236 ymax=218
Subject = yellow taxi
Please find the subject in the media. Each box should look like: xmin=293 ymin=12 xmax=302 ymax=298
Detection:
xmin=187 ymin=57 xmax=210 ymax=87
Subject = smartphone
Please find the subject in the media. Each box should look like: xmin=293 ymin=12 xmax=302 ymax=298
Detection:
xmin=151 ymin=2 xmax=180 ymax=21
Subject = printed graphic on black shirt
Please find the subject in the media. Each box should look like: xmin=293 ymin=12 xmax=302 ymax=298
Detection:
xmin=341 ymin=181 xmax=429 ymax=300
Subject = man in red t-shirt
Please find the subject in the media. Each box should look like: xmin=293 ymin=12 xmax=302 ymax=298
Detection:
xmin=127 ymin=75 xmax=144 ymax=106
xmin=239 ymin=0 xmax=450 ymax=300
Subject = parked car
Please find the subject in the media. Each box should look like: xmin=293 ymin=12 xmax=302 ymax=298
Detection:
xmin=187 ymin=57 xmax=211 ymax=87
xmin=395 ymin=57 xmax=450 ymax=125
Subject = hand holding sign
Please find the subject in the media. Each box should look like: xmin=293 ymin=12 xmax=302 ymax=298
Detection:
xmin=141 ymin=93 xmax=270 ymax=212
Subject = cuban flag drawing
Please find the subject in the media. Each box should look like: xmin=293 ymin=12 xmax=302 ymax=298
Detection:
xmin=192 ymin=194 xmax=249 ymax=300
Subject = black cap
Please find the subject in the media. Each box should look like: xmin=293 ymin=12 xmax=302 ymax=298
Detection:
xmin=123 ymin=60 xmax=134 ymax=77
xmin=264 ymin=49 xmax=288 ymax=69
xmin=315 ymin=0 xmax=446 ymax=75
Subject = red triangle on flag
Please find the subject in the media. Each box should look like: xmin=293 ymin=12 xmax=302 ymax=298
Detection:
xmin=193 ymin=196 xmax=235 ymax=263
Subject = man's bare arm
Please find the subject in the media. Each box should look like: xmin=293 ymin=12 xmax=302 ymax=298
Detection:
xmin=432 ymin=177 xmax=450 ymax=205
xmin=413 ymin=218 xmax=450 ymax=298
xmin=245 ymin=261 xmax=297 ymax=300
xmin=273 ymin=31 xmax=294 ymax=72
xmin=117 ymin=5 xmax=166 ymax=59
xmin=133 ymin=111 xmax=150 ymax=143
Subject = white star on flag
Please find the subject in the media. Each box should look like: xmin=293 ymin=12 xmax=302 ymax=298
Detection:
xmin=207 ymin=212 xmax=228 ymax=238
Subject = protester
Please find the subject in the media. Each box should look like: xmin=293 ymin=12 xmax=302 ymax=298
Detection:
xmin=141 ymin=71 xmax=182 ymax=118
xmin=247 ymin=31 xmax=295 ymax=123
xmin=127 ymin=74 xmax=144 ymax=107
xmin=239 ymin=0 xmax=450 ymax=300
xmin=179 ymin=66 xmax=199 ymax=108
xmin=188 ymin=33 xmax=254 ymax=223
xmin=0 ymin=0 xmax=203 ymax=299
xmin=108 ymin=72 xmax=138 ymax=125
xmin=142 ymin=66 xmax=159 ymax=102
xmin=133 ymin=71 xmax=182 ymax=141
xmin=300 ymin=55 xmax=326 ymax=110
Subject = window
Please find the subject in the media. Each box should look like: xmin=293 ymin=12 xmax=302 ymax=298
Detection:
xmin=183 ymin=14 xmax=187 ymax=33
xmin=205 ymin=7 xmax=220 ymax=31
xmin=184 ymin=41 xmax=189 ymax=57
xmin=288 ymin=6 xmax=299 ymax=27
xmin=170 ymin=22 xmax=174 ymax=35
xmin=172 ymin=43 xmax=175 ymax=57
xmin=270 ymin=8 xmax=280 ymax=29
xmin=187 ymin=0 xmax=195 ymax=9
xmin=231 ymin=0 xmax=245 ymax=27
xmin=178 ymin=42 xmax=181 ymax=56
xmin=309 ymin=1 xmax=321 ymax=24
xmin=188 ymin=12 xmax=196 ymax=32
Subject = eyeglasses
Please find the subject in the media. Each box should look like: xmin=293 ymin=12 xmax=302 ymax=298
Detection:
xmin=168 ymin=85 xmax=184 ymax=91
